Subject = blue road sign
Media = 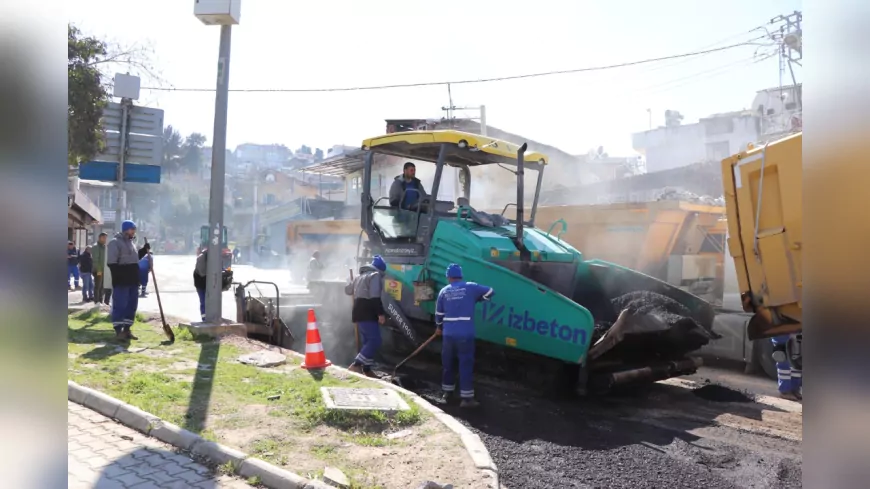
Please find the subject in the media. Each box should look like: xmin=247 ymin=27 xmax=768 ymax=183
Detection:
xmin=125 ymin=163 xmax=161 ymax=183
xmin=80 ymin=161 xmax=161 ymax=184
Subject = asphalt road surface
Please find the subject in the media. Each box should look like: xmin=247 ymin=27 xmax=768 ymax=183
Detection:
xmin=136 ymin=254 xmax=308 ymax=323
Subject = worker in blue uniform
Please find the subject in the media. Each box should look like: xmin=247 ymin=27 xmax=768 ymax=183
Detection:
xmin=771 ymin=334 xmax=802 ymax=401
xmin=345 ymin=255 xmax=387 ymax=377
xmin=435 ymin=263 xmax=494 ymax=408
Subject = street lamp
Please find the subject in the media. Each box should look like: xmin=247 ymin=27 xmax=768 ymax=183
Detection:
xmin=195 ymin=0 xmax=241 ymax=324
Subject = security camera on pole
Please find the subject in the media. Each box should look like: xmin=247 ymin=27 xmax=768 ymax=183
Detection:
xmin=195 ymin=0 xmax=241 ymax=324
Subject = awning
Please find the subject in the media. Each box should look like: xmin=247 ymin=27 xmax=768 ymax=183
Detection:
xmin=301 ymin=149 xmax=366 ymax=176
xmin=68 ymin=188 xmax=102 ymax=226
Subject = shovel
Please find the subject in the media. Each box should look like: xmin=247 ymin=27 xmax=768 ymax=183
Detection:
xmin=389 ymin=332 xmax=439 ymax=386
xmin=149 ymin=259 xmax=175 ymax=343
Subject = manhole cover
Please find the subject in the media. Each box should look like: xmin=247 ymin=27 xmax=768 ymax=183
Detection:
xmin=321 ymin=387 xmax=410 ymax=411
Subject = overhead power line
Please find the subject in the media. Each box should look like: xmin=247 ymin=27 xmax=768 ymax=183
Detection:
xmin=142 ymin=37 xmax=766 ymax=94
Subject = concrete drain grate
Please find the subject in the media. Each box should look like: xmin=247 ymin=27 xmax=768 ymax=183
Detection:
xmin=321 ymin=387 xmax=411 ymax=411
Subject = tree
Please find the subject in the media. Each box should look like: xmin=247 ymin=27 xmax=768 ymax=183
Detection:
xmin=68 ymin=23 xmax=167 ymax=168
xmin=180 ymin=133 xmax=207 ymax=173
xmin=162 ymin=125 xmax=184 ymax=173
xmin=68 ymin=24 xmax=109 ymax=167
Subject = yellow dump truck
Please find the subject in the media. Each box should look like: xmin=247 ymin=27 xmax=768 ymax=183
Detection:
xmin=285 ymin=219 xmax=364 ymax=281
xmin=534 ymin=201 xmax=727 ymax=306
xmin=722 ymin=132 xmax=802 ymax=340
xmin=533 ymin=200 xmax=786 ymax=379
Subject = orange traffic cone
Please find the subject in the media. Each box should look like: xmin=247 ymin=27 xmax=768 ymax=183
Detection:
xmin=301 ymin=308 xmax=332 ymax=370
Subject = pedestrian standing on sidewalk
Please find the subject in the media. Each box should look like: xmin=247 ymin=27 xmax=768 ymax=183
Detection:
xmin=193 ymin=249 xmax=208 ymax=321
xmin=91 ymin=233 xmax=108 ymax=304
xmin=138 ymin=242 xmax=153 ymax=298
xmin=435 ymin=263 xmax=494 ymax=409
xmin=67 ymin=241 xmax=81 ymax=290
xmin=107 ymin=220 xmax=141 ymax=341
xmin=79 ymin=246 xmax=95 ymax=302
xmin=345 ymin=255 xmax=387 ymax=377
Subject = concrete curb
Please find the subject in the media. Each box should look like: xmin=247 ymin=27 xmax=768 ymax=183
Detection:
xmin=68 ymin=381 xmax=332 ymax=489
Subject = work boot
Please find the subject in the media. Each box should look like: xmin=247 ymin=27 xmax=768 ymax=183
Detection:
xmin=361 ymin=369 xmax=378 ymax=379
xmin=114 ymin=330 xmax=127 ymax=342
xmin=779 ymin=391 xmax=800 ymax=402
xmin=347 ymin=364 xmax=365 ymax=375
xmin=125 ymin=330 xmax=139 ymax=341
xmin=439 ymin=391 xmax=455 ymax=404
xmin=460 ymin=398 xmax=480 ymax=409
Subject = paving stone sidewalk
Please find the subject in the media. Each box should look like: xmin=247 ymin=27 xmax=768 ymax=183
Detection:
xmin=68 ymin=401 xmax=250 ymax=489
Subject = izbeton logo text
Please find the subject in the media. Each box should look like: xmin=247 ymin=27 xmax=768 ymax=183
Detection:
xmin=481 ymin=300 xmax=588 ymax=346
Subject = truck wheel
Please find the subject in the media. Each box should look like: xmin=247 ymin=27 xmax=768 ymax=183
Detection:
xmin=756 ymin=339 xmax=778 ymax=381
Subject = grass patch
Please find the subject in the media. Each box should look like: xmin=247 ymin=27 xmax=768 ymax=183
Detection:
xmin=216 ymin=461 xmax=235 ymax=476
xmin=246 ymin=475 xmax=263 ymax=487
xmin=248 ymin=437 xmax=290 ymax=465
xmin=68 ymin=313 xmax=428 ymax=434
xmin=345 ymin=433 xmax=390 ymax=447
xmin=309 ymin=444 xmax=337 ymax=459
xmin=68 ymin=311 xmax=435 ymax=486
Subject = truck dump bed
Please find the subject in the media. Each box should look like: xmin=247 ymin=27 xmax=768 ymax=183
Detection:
xmin=721 ymin=132 xmax=802 ymax=339
xmin=534 ymin=201 xmax=726 ymax=305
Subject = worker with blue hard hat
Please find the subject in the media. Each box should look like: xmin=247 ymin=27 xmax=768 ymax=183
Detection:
xmin=106 ymin=220 xmax=142 ymax=342
xmin=345 ymin=255 xmax=388 ymax=377
xmin=435 ymin=263 xmax=494 ymax=408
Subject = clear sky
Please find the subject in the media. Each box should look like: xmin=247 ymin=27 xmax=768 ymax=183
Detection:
xmin=69 ymin=0 xmax=802 ymax=157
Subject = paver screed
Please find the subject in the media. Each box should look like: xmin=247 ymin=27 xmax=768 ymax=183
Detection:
xmin=67 ymin=401 xmax=249 ymax=489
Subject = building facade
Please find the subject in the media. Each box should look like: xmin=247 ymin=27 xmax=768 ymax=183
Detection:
xmin=632 ymin=110 xmax=761 ymax=174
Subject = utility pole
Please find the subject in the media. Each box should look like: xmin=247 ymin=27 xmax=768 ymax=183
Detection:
xmin=252 ymin=167 xmax=258 ymax=260
xmin=115 ymin=98 xmax=132 ymax=231
xmin=439 ymin=101 xmax=487 ymax=201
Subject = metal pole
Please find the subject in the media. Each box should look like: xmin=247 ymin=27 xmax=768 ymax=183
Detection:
xmin=205 ymin=24 xmax=233 ymax=324
xmin=479 ymin=105 xmax=487 ymax=136
xmin=116 ymin=99 xmax=130 ymax=231
xmin=252 ymin=167 xmax=258 ymax=258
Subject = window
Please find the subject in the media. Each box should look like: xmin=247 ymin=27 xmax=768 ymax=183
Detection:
xmin=350 ymin=176 xmax=361 ymax=190
xmin=785 ymin=102 xmax=797 ymax=110
xmin=372 ymin=207 xmax=419 ymax=239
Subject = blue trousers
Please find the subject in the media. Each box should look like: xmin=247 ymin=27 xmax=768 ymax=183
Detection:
xmin=68 ymin=264 xmax=80 ymax=286
xmin=772 ymin=335 xmax=802 ymax=393
xmin=111 ymin=285 xmax=139 ymax=333
xmin=442 ymin=336 xmax=476 ymax=399
xmin=352 ymin=320 xmax=382 ymax=371
xmin=196 ymin=287 xmax=206 ymax=320
xmin=81 ymin=273 xmax=94 ymax=300
xmin=139 ymin=268 xmax=149 ymax=288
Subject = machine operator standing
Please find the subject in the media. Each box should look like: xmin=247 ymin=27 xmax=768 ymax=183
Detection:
xmin=435 ymin=263 xmax=494 ymax=408
xmin=345 ymin=255 xmax=387 ymax=377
